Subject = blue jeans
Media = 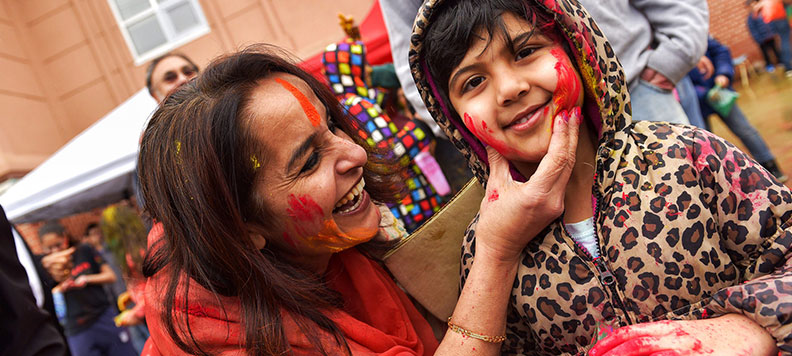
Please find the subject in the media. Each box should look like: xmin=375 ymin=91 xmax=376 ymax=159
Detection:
xmin=769 ymin=19 xmax=792 ymax=70
xmin=630 ymin=80 xmax=691 ymax=125
xmin=676 ymin=76 xmax=708 ymax=129
xmin=714 ymin=105 xmax=774 ymax=163
xmin=66 ymin=307 xmax=137 ymax=356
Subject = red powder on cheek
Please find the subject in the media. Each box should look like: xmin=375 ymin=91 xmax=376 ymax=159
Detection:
xmin=463 ymin=113 xmax=515 ymax=156
xmin=275 ymin=78 xmax=320 ymax=127
xmin=282 ymin=232 xmax=298 ymax=249
xmin=286 ymin=194 xmax=324 ymax=237
xmin=550 ymin=48 xmax=581 ymax=116
xmin=487 ymin=189 xmax=499 ymax=203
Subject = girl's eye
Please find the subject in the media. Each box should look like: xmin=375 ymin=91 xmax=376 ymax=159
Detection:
xmin=300 ymin=151 xmax=320 ymax=174
xmin=516 ymin=47 xmax=537 ymax=60
xmin=462 ymin=76 xmax=485 ymax=93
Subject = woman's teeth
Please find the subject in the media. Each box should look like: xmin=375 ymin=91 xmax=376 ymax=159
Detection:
xmin=334 ymin=178 xmax=366 ymax=213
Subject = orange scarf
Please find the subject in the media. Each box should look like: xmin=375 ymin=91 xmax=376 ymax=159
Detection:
xmin=142 ymin=224 xmax=438 ymax=355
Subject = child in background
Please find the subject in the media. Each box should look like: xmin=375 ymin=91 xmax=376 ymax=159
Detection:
xmin=687 ymin=36 xmax=787 ymax=183
xmin=411 ymin=0 xmax=792 ymax=354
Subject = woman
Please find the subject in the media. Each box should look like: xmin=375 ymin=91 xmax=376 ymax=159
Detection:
xmin=138 ymin=45 xmax=580 ymax=355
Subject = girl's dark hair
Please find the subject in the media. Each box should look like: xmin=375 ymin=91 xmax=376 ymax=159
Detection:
xmin=138 ymin=44 xmax=400 ymax=355
xmin=422 ymin=0 xmax=557 ymax=109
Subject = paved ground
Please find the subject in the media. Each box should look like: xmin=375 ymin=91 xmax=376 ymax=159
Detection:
xmin=711 ymin=72 xmax=792 ymax=187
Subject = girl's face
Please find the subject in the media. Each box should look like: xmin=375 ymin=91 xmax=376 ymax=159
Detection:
xmin=249 ymin=73 xmax=381 ymax=257
xmin=447 ymin=12 xmax=583 ymax=164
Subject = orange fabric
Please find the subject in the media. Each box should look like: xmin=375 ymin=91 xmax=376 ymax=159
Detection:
xmin=760 ymin=0 xmax=787 ymax=22
xmin=142 ymin=223 xmax=438 ymax=355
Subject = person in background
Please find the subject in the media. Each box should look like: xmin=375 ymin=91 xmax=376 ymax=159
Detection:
xmin=687 ymin=37 xmax=788 ymax=182
xmin=747 ymin=1 xmax=783 ymax=73
xmin=81 ymin=223 xmax=125 ymax=306
xmin=39 ymin=221 xmax=136 ymax=356
xmin=145 ymin=52 xmax=199 ymax=103
xmin=0 ymin=205 xmax=69 ymax=356
xmin=752 ymin=0 xmax=792 ymax=76
xmin=579 ymin=0 xmax=708 ymax=124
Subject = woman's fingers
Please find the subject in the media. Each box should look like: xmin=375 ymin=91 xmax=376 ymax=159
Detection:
xmin=485 ymin=145 xmax=511 ymax=184
xmin=529 ymin=108 xmax=581 ymax=193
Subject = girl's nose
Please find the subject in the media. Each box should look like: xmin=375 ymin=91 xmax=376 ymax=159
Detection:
xmin=496 ymin=72 xmax=530 ymax=106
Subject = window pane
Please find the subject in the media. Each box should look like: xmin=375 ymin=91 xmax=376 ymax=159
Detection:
xmin=127 ymin=15 xmax=167 ymax=55
xmin=166 ymin=1 xmax=200 ymax=35
xmin=114 ymin=0 xmax=150 ymax=20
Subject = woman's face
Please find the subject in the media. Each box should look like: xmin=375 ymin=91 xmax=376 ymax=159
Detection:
xmin=248 ymin=73 xmax=381 ymax=257
xmin=447 ymin=12 xmax=583 ymax=164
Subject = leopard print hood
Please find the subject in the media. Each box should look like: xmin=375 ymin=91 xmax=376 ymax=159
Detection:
xmin=409 ymin=0 xmax=631 ymax=186
xmin=410 ymin=1 xmax=792 ymax=354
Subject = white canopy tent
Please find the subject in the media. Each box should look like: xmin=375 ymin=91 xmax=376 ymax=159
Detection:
xmin=0 ymin=89 xmax=157 ymax=223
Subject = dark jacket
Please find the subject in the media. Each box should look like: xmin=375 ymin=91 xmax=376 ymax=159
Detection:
xmin=0 ymin=205 xmax=69 ymax=356
xmin=688 ymin=38 xmax=736 ymax=118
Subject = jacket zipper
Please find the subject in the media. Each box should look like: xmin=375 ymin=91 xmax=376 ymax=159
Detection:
xmin=589 ymin=172 xmax=634 ymax=325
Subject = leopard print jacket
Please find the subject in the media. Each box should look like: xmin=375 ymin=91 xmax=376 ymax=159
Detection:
xmin=409 ymin=0 xmax=792 ymax=354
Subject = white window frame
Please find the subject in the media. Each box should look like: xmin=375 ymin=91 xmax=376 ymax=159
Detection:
xmin=106 ymin=0 xmax=210 ymax=65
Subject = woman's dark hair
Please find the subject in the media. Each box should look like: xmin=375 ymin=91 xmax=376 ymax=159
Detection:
xmin=422 ymin=0 xmax=557 ymax=109
xmin=138 ymin=44 xmax=401 ymax=355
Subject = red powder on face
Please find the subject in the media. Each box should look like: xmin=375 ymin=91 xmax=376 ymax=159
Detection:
xmin=282 ymin=232 xmax=298 ymax=249
xmin=275 ymin=78 xmax=320 ymax=127
xmin=550 ymin=48 xmax=581 ymax=116
xmin=463 ymin=112 xmax=516 ymax=156
xmin=487 ymin=189 xmax=499 ymax=203
xmin=286 ymin=194 xmax=324 ymax=237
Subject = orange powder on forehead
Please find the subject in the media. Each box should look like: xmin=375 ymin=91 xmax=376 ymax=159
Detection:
xmin=275 ymin=77 xmax=320 ymax=127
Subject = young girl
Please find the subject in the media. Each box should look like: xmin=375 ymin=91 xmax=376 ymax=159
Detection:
xmin=411 ymin=0 xmax=792 ymax=354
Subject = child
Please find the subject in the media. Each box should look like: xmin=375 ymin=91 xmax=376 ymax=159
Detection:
xmin=410 ymin=0 xmax=792 ymax=354
xmin=687 ymin=36 xmax=787 ymax=183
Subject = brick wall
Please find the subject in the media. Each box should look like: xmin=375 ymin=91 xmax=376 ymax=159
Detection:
xmin=708 ymin=0 xmax=766 ymax=66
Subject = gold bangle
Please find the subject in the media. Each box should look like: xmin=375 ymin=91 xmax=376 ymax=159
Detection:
xmin=447 ymin=317 xmax=507 ymax=343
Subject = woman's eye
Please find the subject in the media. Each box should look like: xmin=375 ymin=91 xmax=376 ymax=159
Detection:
xmin=299 ymin=151 xmax=320 ymax=174
xmin=327 ymin=118 xmax=338 ymax=133
xmin=516 ymin=47 xmax=537 ymax=60
xmin=462 ymin=76 xmax=485 ymax=93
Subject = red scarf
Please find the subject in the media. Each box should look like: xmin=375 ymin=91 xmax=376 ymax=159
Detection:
xmin=142 ymin=224 xmax=438 ymax=355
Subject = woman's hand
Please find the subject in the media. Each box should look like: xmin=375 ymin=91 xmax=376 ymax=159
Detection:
xmin=588 ymin=314 xmax=778 ymax=356
xmin=474 ymin=108 xmax=581 ymax=263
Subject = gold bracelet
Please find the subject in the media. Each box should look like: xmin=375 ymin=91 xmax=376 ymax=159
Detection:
xmin=447 ymin=317 xmax=507 ymax=343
